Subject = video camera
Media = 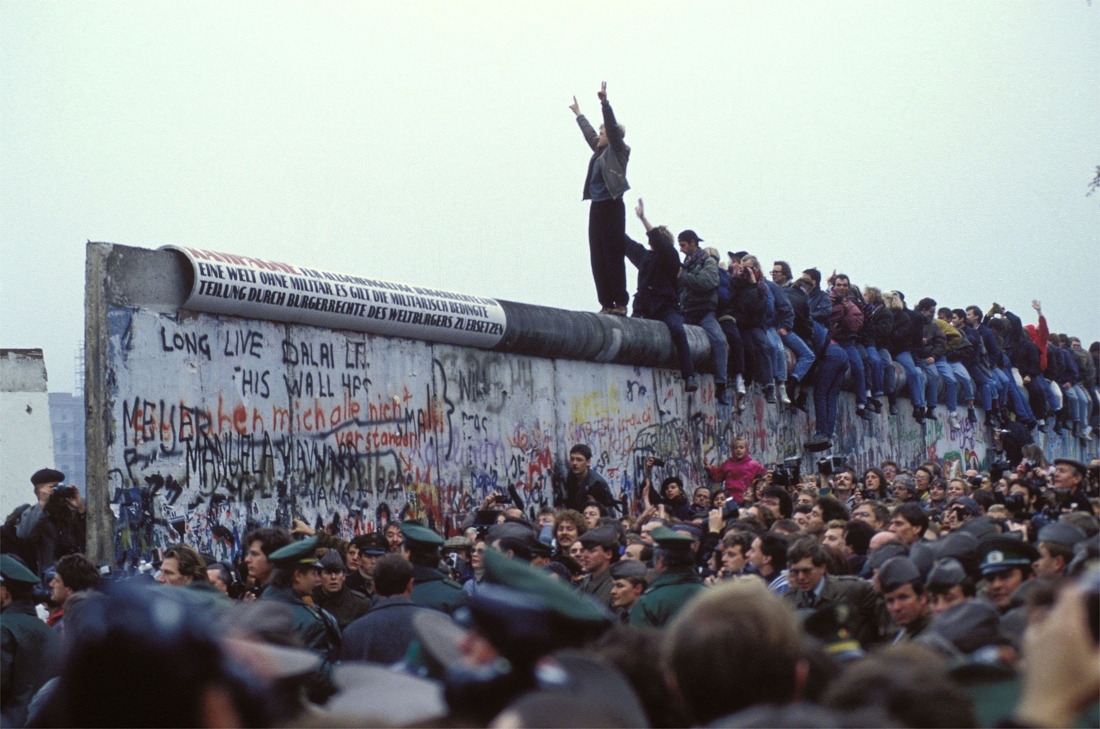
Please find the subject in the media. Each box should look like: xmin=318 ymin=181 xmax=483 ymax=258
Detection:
xmin=772 ymin=456 xmax=802 ymax=487
xmin=817 ymin=455 xmax=848 ymax=477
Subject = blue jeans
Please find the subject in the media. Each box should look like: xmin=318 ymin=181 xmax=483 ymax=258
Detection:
xmin=659 ymin=309 xmax=694 ymax=380
xmin=766 ymin=327 xmax=787 ymax=381
xmin=947 ymin=361 xmax=975 ymax=404
xmin=917 ymin=356 xmax=958 ymax=411
xmin=1037 ymin=374 xmax=1060 ymax=412
xmin=965 ymin=364 xmax=993 ymax=411
xmin=865 ymin=345 xmax=885 ymax=396
xmin=877 ymin=348 xmax=897 ymax=394
xmin=686 ymin=311 xmax=728 ymax=386
xmin=813 ymin=343 xmax=848 ymax=437
xmin=838 ymin=341 xmax=867 ymax=405
xmin=895 ymin=351 xmax=926 ymax=408
xmin=1066 ymin=384 xmax=1088 ymax=426
xmin=993 ymin=368 xmax=1035 ymax=422
xmin=782 ymin=331 xmax=815 ymax=384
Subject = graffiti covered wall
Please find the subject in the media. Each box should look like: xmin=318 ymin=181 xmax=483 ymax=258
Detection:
xmin=102 ymin=306 xmax=1007 ymax=564
xmin=92 ymin=245 xmax=1097 ymax=565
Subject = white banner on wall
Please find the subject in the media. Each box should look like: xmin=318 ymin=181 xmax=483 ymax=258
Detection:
xmin=164 ymin=246 xmax=507 ymax=348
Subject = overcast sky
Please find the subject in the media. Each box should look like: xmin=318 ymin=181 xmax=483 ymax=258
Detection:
xmin=2 ymin=1 xmax=1097 ymax=394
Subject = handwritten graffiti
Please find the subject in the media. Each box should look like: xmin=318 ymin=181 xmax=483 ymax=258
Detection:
xmin=105 ymin=308 xmax=1098 ymax=566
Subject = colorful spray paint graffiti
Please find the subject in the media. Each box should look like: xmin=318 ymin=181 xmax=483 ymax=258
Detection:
xmin=104 ymin=307 xmax=1097 ymax=564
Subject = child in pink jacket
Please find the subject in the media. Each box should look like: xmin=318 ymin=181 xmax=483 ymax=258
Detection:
xmin=706 ymin=437 xmax=766 ymax=505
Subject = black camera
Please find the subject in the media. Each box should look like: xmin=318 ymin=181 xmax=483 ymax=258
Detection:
xmin=817 ymin=456 xmax=847 ymax=476
xmin=493 ymin=492 xmax=514 ymax=505
xmin=772 ymin=457 xmax=802 ymax=487
xmin=650 ymin=458 xmax=665 ymax=467
xmin=1004 ymin=492 xmax=1028 ymax=513
xmin=52 ymin=484 xmax=77 ymax=500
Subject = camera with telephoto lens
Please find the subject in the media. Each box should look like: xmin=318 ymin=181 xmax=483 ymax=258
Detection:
xmin=817 ymin=456 xmax=847 ymax=476
xmin=772 ymin=457 xmax=802 ymax=487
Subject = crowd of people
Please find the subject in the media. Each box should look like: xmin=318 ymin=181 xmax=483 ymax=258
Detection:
xmin=2 ymin=438 xmax=1098 ymax=727
xmin=572 ymin=83 xmax=1099 ymax=451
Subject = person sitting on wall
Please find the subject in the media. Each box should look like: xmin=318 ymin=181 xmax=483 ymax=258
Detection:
xmin=557 ymin=444 xmax=618 ymax=516
xmin=625 ymin=198 xmax=697 ymax=393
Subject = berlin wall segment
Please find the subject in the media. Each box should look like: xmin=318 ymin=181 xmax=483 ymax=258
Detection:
xmin=88 ymin=243 xmax=1097 ymax=566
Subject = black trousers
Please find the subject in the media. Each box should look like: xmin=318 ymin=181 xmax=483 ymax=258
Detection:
xmin=588 ymin=198 xmax=629 ymax=308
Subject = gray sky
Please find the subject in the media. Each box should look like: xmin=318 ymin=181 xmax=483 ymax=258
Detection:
xmin=3 ymin=1 xmax=1098 ymax=394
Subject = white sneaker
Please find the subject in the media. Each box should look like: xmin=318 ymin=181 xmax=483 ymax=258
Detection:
xmin=735 ymin=374 xmax=747 ymax=395
xmin=948 ymin=412 xmax=961 ymax=430
xmin=778 ymin=382 xmax=791 ymax=405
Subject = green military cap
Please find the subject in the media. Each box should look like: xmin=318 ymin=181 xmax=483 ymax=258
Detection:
xmin=268 ymin=536 xmax=321 ymax=568
xmin=975 ymin=536 xmax=1038 ymax=576
xmin=648 ymin=526 xmax=695 ymax=549
xmin=802 ymin=603 xmax=864 ymax=661
xmin=0 ymin=554 xmax=40 ymax=584
xmin=482 ymin=548 xmax=607 ymax=623
xmin=400 ymin=522 xmax=444 ymax=550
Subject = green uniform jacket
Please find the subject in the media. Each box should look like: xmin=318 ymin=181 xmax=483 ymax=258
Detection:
xmin=410 ymin=564 xmax=465 ymax=615
xmin=2 ymin=601 xmax=61 ymax=728
xmin=629 ymin=567 xmax=704 ymax=628
xmin=579 ymin=566 xmax=614 ymax=609
xmin=260 ymin=586 xmax=340 ymax=660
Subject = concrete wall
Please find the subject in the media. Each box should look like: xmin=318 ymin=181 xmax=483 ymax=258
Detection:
xmin=86 ymin=243 xmax=1098 ymax=565
xmin=1 ymin=349 xmax=56 ymax=512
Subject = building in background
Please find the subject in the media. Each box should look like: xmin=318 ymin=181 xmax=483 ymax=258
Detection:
xmin=49 ymin=392 xmax=85 ymax=490
xmin=0 ymin=349 xmax=56 ymax=511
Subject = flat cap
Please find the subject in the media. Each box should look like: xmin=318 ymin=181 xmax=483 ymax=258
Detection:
xmin=30 ymin=468 xmax=64 ymax=485
xmin=608 ymin=560 xmax=649 ymax=582
xmin=934 ymin=532 xmax=979 ymax=563
xmin=922 ymin=598 xmax=1000 ymax=654
xmin=318 ymin=549 xmax=346 ymax=572
xmin=578 ymin=526 xmax=619 ymax=550
xmin=976 ymin=536 xmax=1039 ymax=576
xmin=950 ymin=497 xmax=981 ymax=518
xmin=1038 ymin=523 xmax=1087 ymax=547
xmin=866 ymin=542 xmax=909 ymax=572
xmin=1053 ymin=458 xmax=1087 ymax=477
xmin=926 ymin=557 xmax=968 ymax=590
xmin=443 ymin=536 xmax=473 ymax=551
xmin=0 ymin=554 xmax=40 ymax=584
xmin=268 ymin=536 xmax=320 ymax=568
xmin=908 ymin=541 xmax=937 ymax=577
xmin=957 ymin=516 xmax=999 ymax=541
xmin=878 ymin=556 xmax=922 ymax=593
xmin=399 ymin=522 xmax=443 ymax=549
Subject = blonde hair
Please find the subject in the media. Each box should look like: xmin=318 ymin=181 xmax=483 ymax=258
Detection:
xmin=703 ymin=246 xmax=721 ymax=262
xmin=863 ymin=286 xmax=883 ymax=305
xmin=740 ymin=255 xmax=759 ymax=269
xmin=883 ymin=290 xmax=903 ymax=311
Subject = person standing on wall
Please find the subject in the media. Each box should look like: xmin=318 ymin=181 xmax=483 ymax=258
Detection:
xmin=570 ymin=82 xmax=630 ymax=316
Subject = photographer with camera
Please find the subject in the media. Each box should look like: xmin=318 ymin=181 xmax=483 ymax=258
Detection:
xmin=16 ymin=469 xmax=85 ymax=577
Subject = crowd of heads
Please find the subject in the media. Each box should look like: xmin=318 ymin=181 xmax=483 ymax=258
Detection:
xmin=3 ymin=443 xmax=1098 ymax=727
